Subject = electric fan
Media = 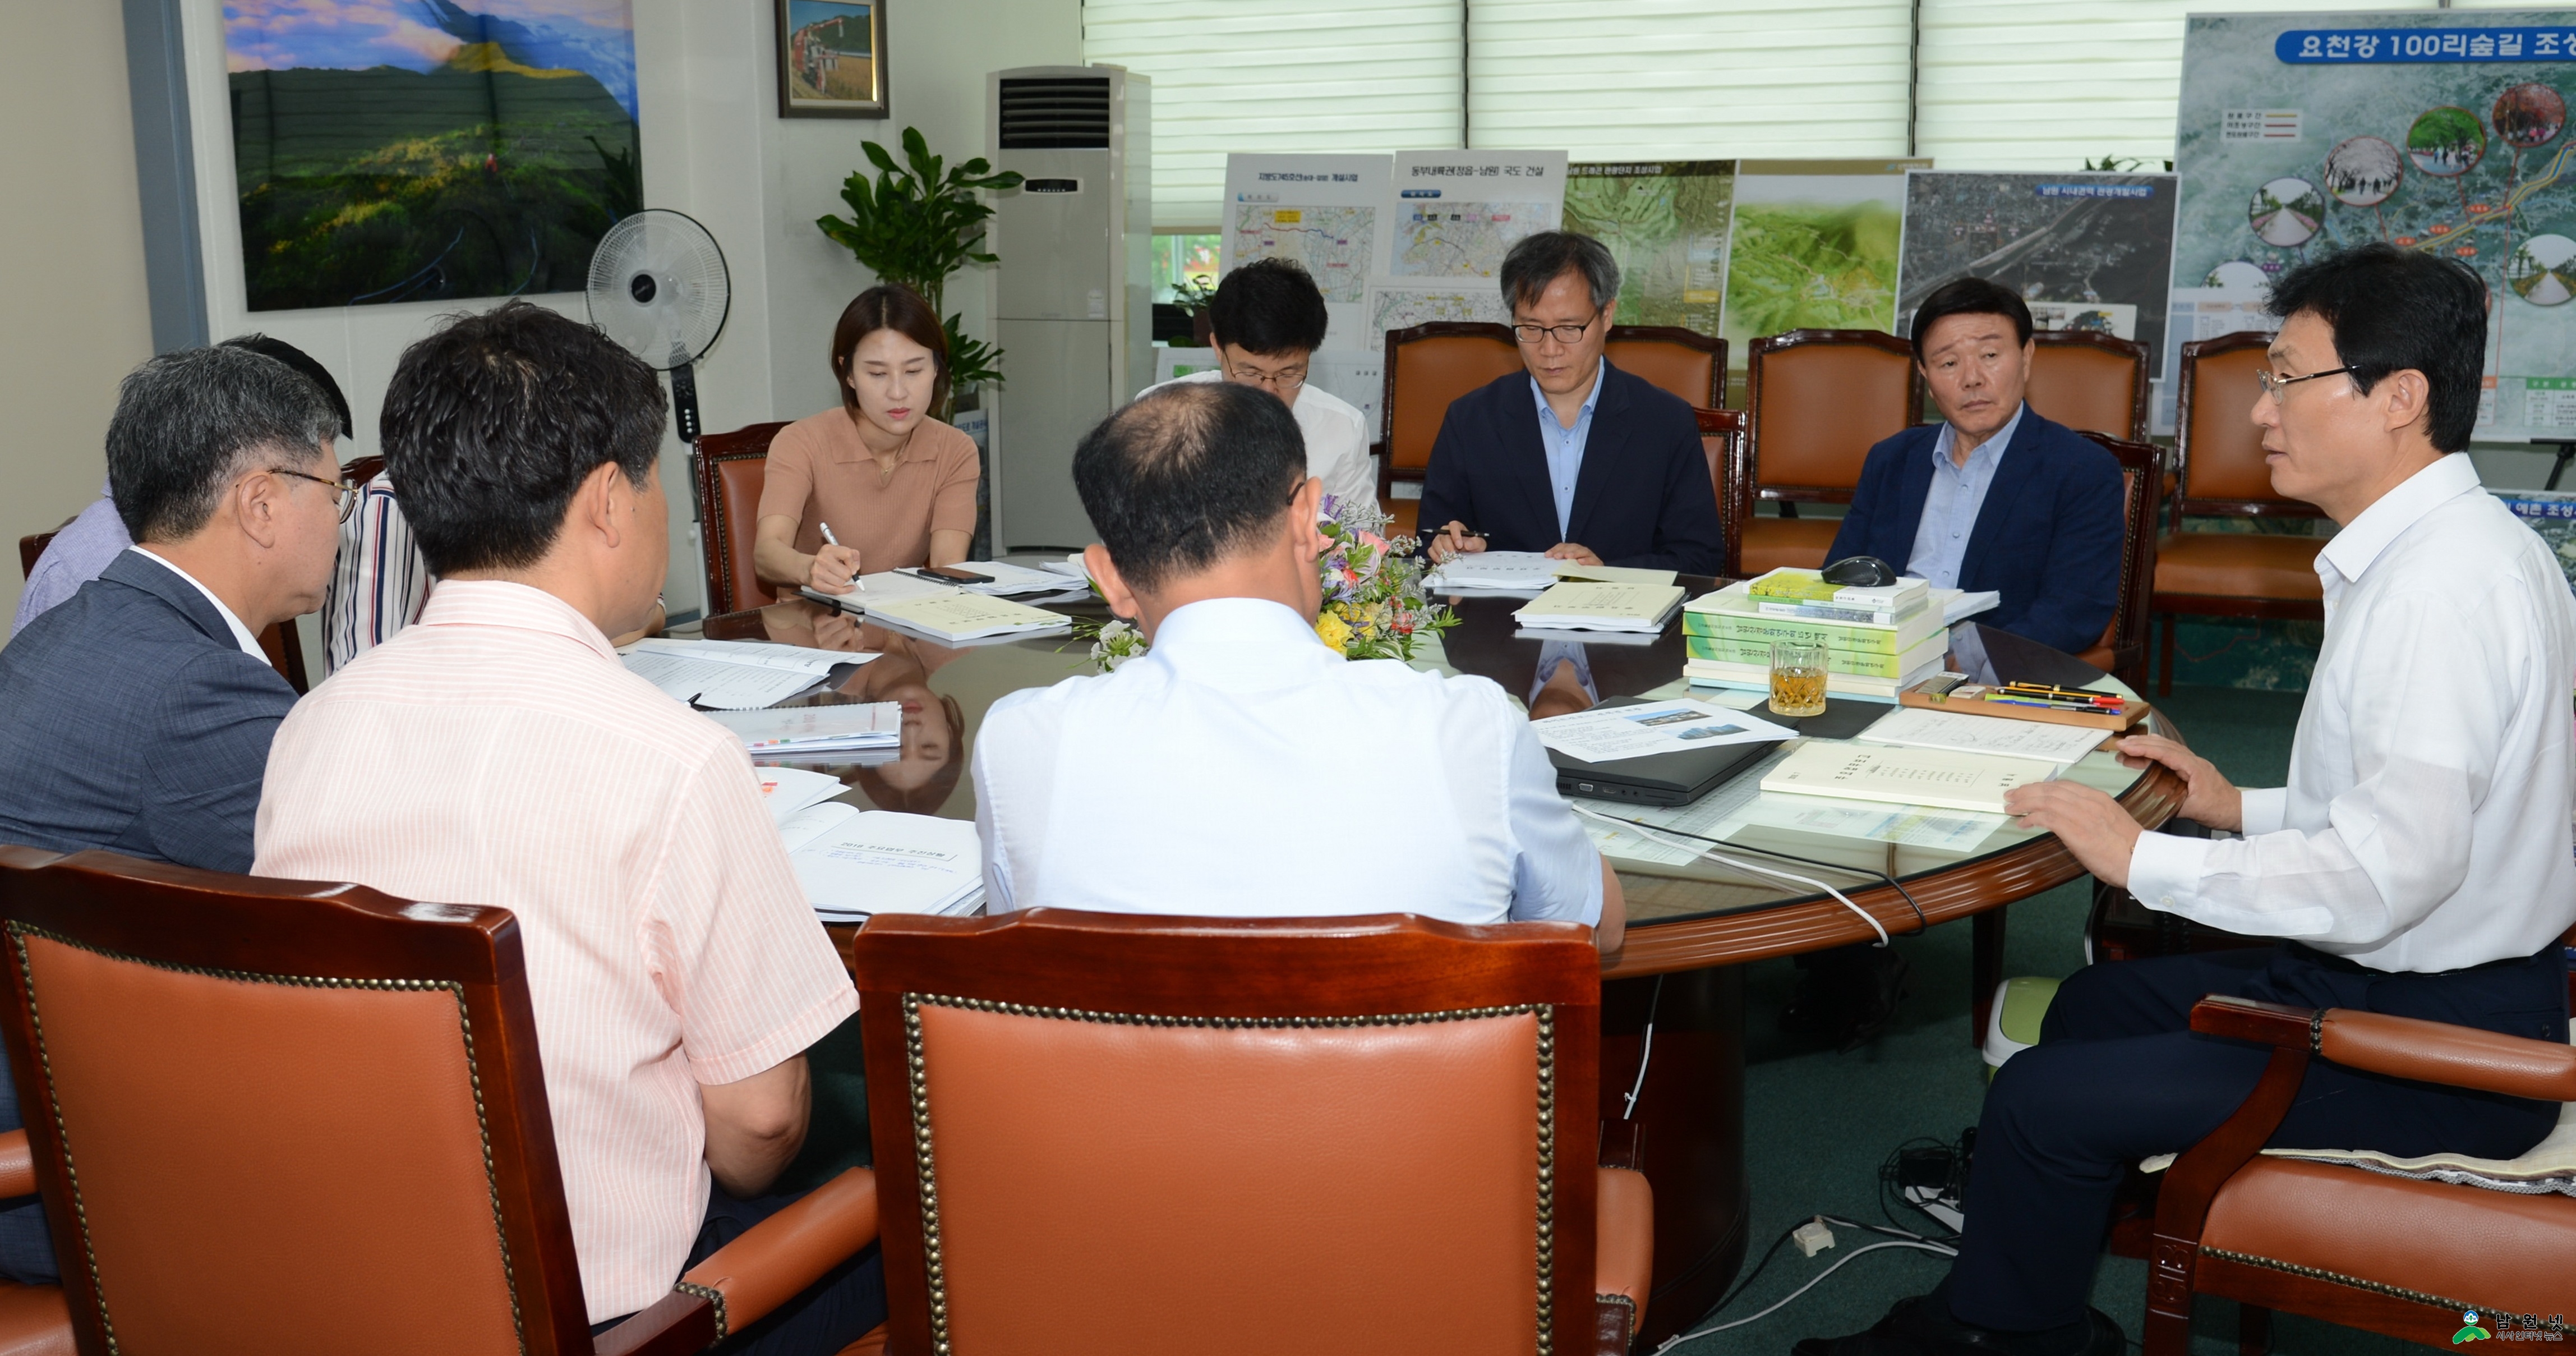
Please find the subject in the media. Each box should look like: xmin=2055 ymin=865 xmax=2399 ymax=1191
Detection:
xmin=586 ymin=209 xmax=731 ymax=445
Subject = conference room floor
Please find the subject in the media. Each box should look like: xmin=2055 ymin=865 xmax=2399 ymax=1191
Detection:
xmin=752 ymin=680 xmax=2356 ymax=1353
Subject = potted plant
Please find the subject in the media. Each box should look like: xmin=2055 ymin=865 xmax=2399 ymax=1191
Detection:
xmin=815 ymin=127 xmax=1024 ymax=419
xmin=1173 ymin=274 xmax=1219 ymax=347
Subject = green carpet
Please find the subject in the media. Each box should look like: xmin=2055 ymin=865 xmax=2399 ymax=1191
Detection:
xmin=1668 ymin=684 xmax=2423 ymax=1355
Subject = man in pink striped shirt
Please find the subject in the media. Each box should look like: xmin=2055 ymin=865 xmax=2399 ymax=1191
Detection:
xmin=255 ymin=302 xmax=877 ymax=1351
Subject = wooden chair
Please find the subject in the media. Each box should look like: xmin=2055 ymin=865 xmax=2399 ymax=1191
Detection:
xmin=1606 ymin=327 xmax=1726 ymax=409
xmin=0 ymin=844 xmax=881 ymax=1356
xmin=1697 ymin=407 xmax=1749 ymax=578
xmin=1376 ymin=322 xmax=1523 ymax=541
xmin=696 ymin=421 xmax=790 ymax=617
xmin=2142 ymin=995 xmax=2576 ymax=1356
xmin=2027 ymin=331 xmax=2149 ymax=441
xmin=17 ymin=525 xmax=308 ymax=694
xmin=341 ymin=454 xmax=387 ymax=489
xmin=2151 ymin=332 xmax=2325 ymax=695
xmin=852 ymin=908 xmax=1655 ymax=1355
xmin=2074 ymin=432 xmax=2166 ymax=688
xmin=1742 ymin=330 xmax=1924 ymax=575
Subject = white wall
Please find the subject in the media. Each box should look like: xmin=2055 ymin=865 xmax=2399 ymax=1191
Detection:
xmin=0 ymin=6 xmax=158 ymax=635
xmin=168 ymin=0 xmax=1077 ymax=643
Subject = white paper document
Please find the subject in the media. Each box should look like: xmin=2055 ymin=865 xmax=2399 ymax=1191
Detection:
xmin=947 ymin=561 xmax=1070 ymax=596
xmin=1532 ymin=698 xmax=1798 ymax=763
xmin=1717 ymin=793 xmax=2006 ymax=853
xmin=754 ymin=765 xmax=849 ymax=826
xmin=777 ymin=802 xmax=985 ymax=920
xmin=1428 ymin=550 xmax=1561 ymax=591
xmin=1855 ymin=707 xmax=2112 ymax=766
xmin=620 ymin=638 xmax=877 ymax=710
xmin=1039 ymin=553 xmax=1091 ymax=579
xmin=799 ymin=570 xmax=962 ymax=613
xmin=707 ymin=702 xmax=904 ymax=755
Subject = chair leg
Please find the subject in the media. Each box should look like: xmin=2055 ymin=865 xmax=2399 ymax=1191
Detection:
xmin=2237 ymin=1302 xmax=2271 ymax=1356
xmin=2143 ymin=1304 xmax=2194 ymax=1356
xmin=1970 ymin=905 xmax=2007 ymax=1048
xmin=2156 ymin=613 xmax=2176 ymax=697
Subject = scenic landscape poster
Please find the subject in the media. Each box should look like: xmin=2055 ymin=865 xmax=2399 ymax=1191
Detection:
xmin=225 ymin=0 xmax=642 ymax=312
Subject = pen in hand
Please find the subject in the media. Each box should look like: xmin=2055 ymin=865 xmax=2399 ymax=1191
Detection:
xmin=817 ymin=521 xmax=864 ymax=592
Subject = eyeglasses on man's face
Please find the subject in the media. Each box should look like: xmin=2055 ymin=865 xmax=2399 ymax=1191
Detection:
xmin=265 ymin=467 xmax=360 ymax=522
xmin=2255 ymin=366 xmax=2356 ymax=402
xmin=1225 ymin=362 xmax=1307 ymax=392
xmin=1511 ymin=310 xmax=1602 ymax=346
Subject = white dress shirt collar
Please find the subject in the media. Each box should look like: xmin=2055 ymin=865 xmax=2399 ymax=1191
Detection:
xmin=1146 ymin=596 xmax=1338 ymax=689
xmin=129 ymin=547 xmax=265 ymax=660
xmin=2315 ymin=452 xmax=2482 ymax=587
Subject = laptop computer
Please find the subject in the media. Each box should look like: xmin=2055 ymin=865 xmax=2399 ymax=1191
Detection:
xmin=1548 ymin=696 xmax=1777 ymax=807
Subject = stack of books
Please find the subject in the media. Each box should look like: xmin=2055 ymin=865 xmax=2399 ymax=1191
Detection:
xmin=1681 ymin=568 xmax=1949 ymax=699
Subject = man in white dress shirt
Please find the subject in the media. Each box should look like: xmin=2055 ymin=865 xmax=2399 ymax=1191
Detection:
xmin=975 ymin=379 xmax=1624 ymax=948
xmin=1145 ymin=258 xmax=1379 ymax=515
xmin=1801 ymin=244 xmax=2576 ymax=1356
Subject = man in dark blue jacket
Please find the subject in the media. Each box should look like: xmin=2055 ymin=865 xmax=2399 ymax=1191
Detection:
xmin=1420 ymin=232 xmax=1724 ymax=575
xmin=0 ymin=342 xmax=345 ymax=1285
xmin=1827 ymin=277 xmax=2125 ymax=655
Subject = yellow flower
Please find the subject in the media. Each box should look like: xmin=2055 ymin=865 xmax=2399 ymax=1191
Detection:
xmin=1314 ymin=610 xmax=1352 ymax=654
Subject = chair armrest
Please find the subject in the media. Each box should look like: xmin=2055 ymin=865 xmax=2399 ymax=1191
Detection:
xmin=1595 ymin=1165 xmax=1653 ymax=1354
xmin=0 ymin=1131 xmax=32 ymax=1201
xmin=2192 ymin=995 xmax=2576 ymax=1102
xmin=595 ymin=1167 xmax=878 ymax=1356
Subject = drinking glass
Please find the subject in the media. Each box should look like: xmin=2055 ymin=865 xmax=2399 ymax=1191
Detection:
xmin=1768 ymin=641 xmax=1829 ymax=718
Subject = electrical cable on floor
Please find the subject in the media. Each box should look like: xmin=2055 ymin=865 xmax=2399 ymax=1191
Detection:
xmin=1622 ymin=973 xmax=1663 ymax=1120
xmin=1574 ymin=806 xmax=1930 ymax=936
xmin=1575 ymin=805 xmax=1896 ymax=946
xmin=1655 ymin=1239 xmax=1959 ymax=1348
xmin=1658 ymin=1211 xmax=1960 ymax=1352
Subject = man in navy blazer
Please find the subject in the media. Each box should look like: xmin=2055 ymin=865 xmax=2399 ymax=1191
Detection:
xmin=1420 ymin=232 xmax=1724 ymax=575
xmin=0 ymin=343 xmax=344 ymax=1284
xmin=1826 ymin=278 xmax=2125 ymax=655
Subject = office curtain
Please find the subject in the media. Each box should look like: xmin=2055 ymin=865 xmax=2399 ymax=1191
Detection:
xmin=1463 ymin=0 xmax=1913 ymax=159
xmin=1081 ymin=0 xmax=1466 ymax=229
xmin=1914 ymin=0 xmax=2444 ymax=172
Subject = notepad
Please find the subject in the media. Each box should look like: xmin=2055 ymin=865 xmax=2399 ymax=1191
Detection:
xmin=861 ymin=592 xmax=1069 ymax=643
xmin=1758 ymin=742 xmax=2056 ymax=814
xmin=1513 ymin=581 xmax=1686 ymax=633
xmin=777 ymin=803 xmax=985 ymax=920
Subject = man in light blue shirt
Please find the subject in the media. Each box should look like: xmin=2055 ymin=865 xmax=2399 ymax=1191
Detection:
xmin=11 ymin=481 xmax=128 ymax=636
xmin=1534 ymin=362 xmax=1606 ymax=541
xmin=1906 ymin=402 xmax=2024 ymax=590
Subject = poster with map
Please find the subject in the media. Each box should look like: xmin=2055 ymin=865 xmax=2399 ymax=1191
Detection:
xmin=1385 ymin=150 xmax=1568 ymax=279
xmin=1897 ymin=171 xmax=2179 ymax=375
xmin=1563 ymin=160 xmax=1736 ymax=337
xmin=1220 ymin=154 xmax=1390 ymax=351
xmin=1360 ymin=278 xmax=1510 ymax=351
xmin=1721 ymin=160 xmax=1925 ymax=366
xmin=2175 ymin=11 xmax=2576 ymax=438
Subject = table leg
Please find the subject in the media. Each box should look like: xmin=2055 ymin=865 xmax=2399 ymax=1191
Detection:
xmin=1601 ymin=965 xmax=1749 ymax=1346
xmin=1971 ymin=905 xmax=2008 ymax=1049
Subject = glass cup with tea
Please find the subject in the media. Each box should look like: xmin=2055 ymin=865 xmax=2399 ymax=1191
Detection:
xmin=1768 ymin=641 xmax=1828 ymax=718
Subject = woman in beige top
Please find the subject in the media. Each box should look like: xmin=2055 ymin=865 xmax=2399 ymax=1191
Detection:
xmin=755 ymin=284 xmax=981 ymax=596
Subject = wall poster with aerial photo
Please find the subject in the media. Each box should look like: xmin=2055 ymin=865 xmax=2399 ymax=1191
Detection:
xmin=225 ymin=1 xmax=642 ymax=312
xmin=1897 ymin=172 xmax=2179 ymax=375
xmin=1720 ymin=160 xmax=1926 ymax=366
xmin=1561 ymin=160 xmax=1736 ymax=338
xmin=2174 ymin=10 xmax=2576 ymax=438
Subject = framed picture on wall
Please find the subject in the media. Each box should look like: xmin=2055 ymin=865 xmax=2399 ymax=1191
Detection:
xmin=777 ymin=0 xmax=888 ymax=118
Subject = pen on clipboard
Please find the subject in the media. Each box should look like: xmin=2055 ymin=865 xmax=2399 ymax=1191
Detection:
xmin=817 ymin=521 xmax=863 ymax=591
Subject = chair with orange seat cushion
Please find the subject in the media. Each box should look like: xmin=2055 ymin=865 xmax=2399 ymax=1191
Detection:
xmin=1606 ymin=327 xmax=1726 ymax=410
xmin=1376 ymin=323 xmax=1524 ymax=540
xmin=852 ymin=908 xmax=1655 ymax=1356
xmin=2142 ymin=995 xmax=2576 ymax=1356
xmin=1742 ymin=330 xmax=1924 ymax=575
xmin=696 ymin=421 xmax=790 ymax=617
xmin=2151 ymin=332 xmax=2326 ymax=695
xmin=2027 ymin=331 xmax=2149 ymax=441
xmin=0 ymin=844 xmax=881 ymax=1356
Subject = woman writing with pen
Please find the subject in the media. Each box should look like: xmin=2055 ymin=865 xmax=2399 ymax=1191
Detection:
xmin=753 ymin=284 xmax=981 ymax=597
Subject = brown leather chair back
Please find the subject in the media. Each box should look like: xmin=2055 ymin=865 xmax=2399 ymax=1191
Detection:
xmin=1606 ymin=328 xmax=1726 ymax=408
xmin=2075 ymin=433 xmax=2165 ymax=686
xmin=1380 ymin=324 xmax=1522 ymax=482
xmin=1746 ymin=330 xmax=1921 ymax=501
xmin=697 ymin=422 xmax=789 ymax=617
xmin=17 ymin=532 xmax=56 ymax=582
xmin=0 ymin=845 xmax=595 ymax=1355
xmin=1696 ymin=407 xmax=1748 ymax=578
xmin=2177 ymin=332 xmax=2319 ymax=516
xmin=853 ymin=908 xmax=1605 ymax=1356
xmin=2027 ymin=332 xmax=2148 ymax=440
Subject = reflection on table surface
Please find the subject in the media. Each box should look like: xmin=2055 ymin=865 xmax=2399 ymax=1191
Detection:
xmin=701 ymin=574 xmax=2168 ymax=934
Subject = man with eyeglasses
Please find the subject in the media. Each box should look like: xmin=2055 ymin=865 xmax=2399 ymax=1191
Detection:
xmin=1420 ymin=231 xmax=1724 ymax=573
xmin=1801 ymin=246 xmax=2576 ymax=1356
xmin=1145 ymin=257 xmax=1377 ymax=514
xmin=0 ymin=343 xmax=347 ymax=1289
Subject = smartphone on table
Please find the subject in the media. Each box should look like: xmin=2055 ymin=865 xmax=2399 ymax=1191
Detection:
xmin=902 ymin=565 xmax=994 ymax=585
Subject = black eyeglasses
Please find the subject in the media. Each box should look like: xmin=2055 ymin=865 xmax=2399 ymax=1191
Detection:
xmin=2255 ymin=366 xmax=2356 ymax=400
xmin=266 ymin=467 xmax=359 ymax=522
xmin=1511 ymin=310 xmax=1602 ymax=346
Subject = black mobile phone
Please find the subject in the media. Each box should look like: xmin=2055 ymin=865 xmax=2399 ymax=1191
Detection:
xmin=905 ymin=565 xmax=993 ymax=585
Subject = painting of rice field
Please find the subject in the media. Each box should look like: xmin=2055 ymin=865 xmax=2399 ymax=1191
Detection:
xmin=225 ymin=0 xmax=642 ymax=312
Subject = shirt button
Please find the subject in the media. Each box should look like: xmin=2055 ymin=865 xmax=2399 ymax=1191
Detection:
xmin=2160 ymin=896 xmax=2176 ymax=907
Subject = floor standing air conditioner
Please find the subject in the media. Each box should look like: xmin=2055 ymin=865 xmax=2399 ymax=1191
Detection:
xmin=987 ymin=65 xmax=1150 ymax=551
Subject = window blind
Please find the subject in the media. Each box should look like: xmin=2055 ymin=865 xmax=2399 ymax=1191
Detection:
xmin=1081 ymin=0 xmax=1466 ymax=229
xmin=1915 ymin=0 xmax=2441 ymax=172
xmin=1464 ymin=0 xmax=1913 ymax=159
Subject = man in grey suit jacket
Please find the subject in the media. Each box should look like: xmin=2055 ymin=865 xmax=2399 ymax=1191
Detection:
xmin=0 ymin=343 xmax=345 ymax=1283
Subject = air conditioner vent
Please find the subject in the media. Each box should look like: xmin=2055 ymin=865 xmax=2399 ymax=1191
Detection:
xmin=998 ymin=77 xmax=1111 ymax=150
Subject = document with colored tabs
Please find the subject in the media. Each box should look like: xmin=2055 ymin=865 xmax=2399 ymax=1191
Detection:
xmin=861 ymin=592 xmax=1070 ymax=643
xmin=707 ymin=701 xmax=903 ymax=756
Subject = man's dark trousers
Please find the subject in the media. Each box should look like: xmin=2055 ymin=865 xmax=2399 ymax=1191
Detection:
xmin=1946 ymin=941 xmax=2568 ymax=1332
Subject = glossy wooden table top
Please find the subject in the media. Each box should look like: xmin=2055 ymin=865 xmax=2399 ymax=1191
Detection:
xmin=703 ymin=573 xmax=2181 ymax=978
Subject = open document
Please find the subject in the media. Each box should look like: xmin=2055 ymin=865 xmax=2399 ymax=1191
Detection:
xmin=620 ymin=638 xmax=877 ymax=710
xmin=776 ymin=802 xmax=985 ymax=921
xmin=1531 ymin=698 xmax=1796 ymax=762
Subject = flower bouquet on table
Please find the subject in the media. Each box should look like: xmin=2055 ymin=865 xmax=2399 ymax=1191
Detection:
xmin=1070 ymin=494 xmax=1456 ymax=671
